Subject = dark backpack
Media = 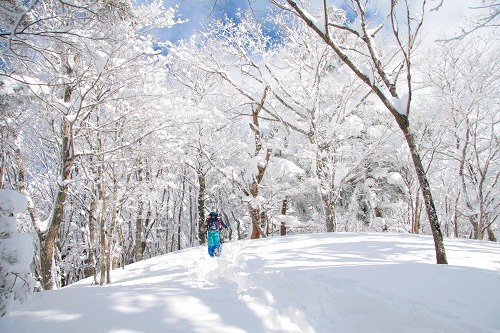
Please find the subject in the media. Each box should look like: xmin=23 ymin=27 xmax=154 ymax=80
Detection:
xmin=207 ymin=215 xmax=220 ymax=232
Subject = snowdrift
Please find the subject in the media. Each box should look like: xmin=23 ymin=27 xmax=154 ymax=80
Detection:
xmin=1 ymin=233 xmax=500 ymax=333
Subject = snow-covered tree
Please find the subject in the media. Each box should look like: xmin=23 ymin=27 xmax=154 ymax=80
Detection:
xmin=1 ymin=0 xmax=179 ymax=289
xmin=422 ymin=35 xmax=499 ymax=241
xmin=269 ymin=0 xmax=449 ymax=263
xmin=0 ymin=189 xmax=35 ymax=316
xmin=167 ymin=15 xmax=278 ymax=239
xmin=167 ymin=9 xmax=414 ymax=237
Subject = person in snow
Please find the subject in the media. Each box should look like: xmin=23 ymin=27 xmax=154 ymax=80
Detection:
xmin=206 ymin=211 xmax=228 ymax=257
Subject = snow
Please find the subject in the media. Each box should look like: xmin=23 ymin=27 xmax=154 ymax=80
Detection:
xmin=392 ymin=94 xmax=409 ymax=116
xmin=350 ymin=16 xmax=364 ymax=37
xmin=366 ymin=124 xmax=386 ymax=140
xmin=344 ymin=114 xmax=365 ymax=136
xmin=298 ymin=6 xmax=326 ymax=35
xmin=0 ymin=190 xmax=35 ymax=316
xmin=271 ymin=158 xmax=305 ymax=181
xmin=95 ymin=50 xmax=109 ymax=74
xmin=65 ymin=114 xmax=77 ymax=123
xmin=359 ymin=64 xmax=374 ymax=84
xmin=1 ymin=235 xmax=34 ymax=274
xmin=0 ymin=189 xmax=28 ymax=216
xmin=387 ymin=172 xmax=405 ymax=191
xmin=1 ymin=233 xmax=499 ymax=333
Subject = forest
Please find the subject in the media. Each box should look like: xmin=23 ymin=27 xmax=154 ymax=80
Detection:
xmin=1 ymin=0 xmax=498 ymax=311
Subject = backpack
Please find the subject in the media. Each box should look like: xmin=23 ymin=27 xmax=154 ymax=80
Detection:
xmin=207 ymin=215 xmax=220 ymax=232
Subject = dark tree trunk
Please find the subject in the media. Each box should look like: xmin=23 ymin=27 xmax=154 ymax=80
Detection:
xmin=86 ymin=193 xmax=97 ymax=283
xmin=177 ymin=171 xmax=186 ymax=251
xmin=397 ymin=117 xmax=448 ymax=264
xmin=280 ymin=198 xmax=287 ymax=236
xmin=487 ymin=223 xmax=497 ymax=242
xmin=134 ymin=200 xmax=144 ymax=262
xmin=198 ymin=171 xmax=206 ymax=244
xmin=223 ymin=212 xmax=232 ymax=241
xmin=411 ymin=193 xmax=422 ymax=234
xmin=40 ymin=118 xmax=73 ymax=290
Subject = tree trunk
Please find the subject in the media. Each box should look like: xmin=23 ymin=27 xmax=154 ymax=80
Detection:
xmin=39 ymin=118 xmax=73 ymax=290
xmin=198 ymin=171 xmax=206 ymax=244
xmin=411 ymin=193 xmax=421 ymax=234
xmin=248 ymin=147 xmax=272 ymax=239
xmin=116 ymin=223 xmax=125 ymax=268
xmin=165 ymin=227 xmax=169 ymax=254
xmin=470 ymin=215 xmax=480 ymax=240
xmin=177 ymin=172 xmax=186 ymax=251
xmin=134 ymin=200 xmax=144 ymax=262
xmin=86 ymin=193 xmax=97 ymax=284
xmin=249 ymin=204 xmax=266 ymax=239
xmin=170 ymin=231 xmax=175 ymax=253
xmin=14 ymin=136 xmax=42 ymax=279
xmin=323 ymin=195 xmax=336 ymax=233
xmin=223 ymin=212 xmax=232 ymax=241
xmin=453 ymin=196 xmax=460 ymax=238
xmin=231 ymin=211 xmax=241 ymax=240
xmin=248 ymin=88 xmax=271 ymax=239
xmin=314 ymin=137 xmax=337 ymax=233
xmin=98 ymin=177 xmax=108 ymax=286
xmin=0 ymin=144 xmax=4 ymax=189
xmin=250 ymin=207 xmax=259 ymax=239
xmin=487 ymin=222 xmax=497 ymax=242
xmin=189 ymin=185 xmax=194 ymax=246
xmin=141 ymin=204 xmax=152 ymax=257
xmin=263 ymin=211 xmax=269 ymax=236
xmin=105 ymin=163 xmax=119 ymax=284
xmin=398 ymin=118 xmax=448 ymax=264
xmin=281 ymin=0 xmax=448 ymax=264
xmin=280 ymin=198 xmax=287 ymax=236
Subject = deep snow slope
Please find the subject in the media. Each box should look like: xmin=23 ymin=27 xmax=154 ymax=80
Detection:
xmin=1 ymin=233 xmax=500 ymax=333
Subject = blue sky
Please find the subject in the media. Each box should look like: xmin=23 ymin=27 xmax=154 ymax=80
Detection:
xmin=135 ymin=0 xmax=272 ymax=43
xmin=135 ymin=0 xmax=488 ymax=44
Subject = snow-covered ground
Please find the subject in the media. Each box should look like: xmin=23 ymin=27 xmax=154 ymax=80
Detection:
xmin=2 ymin=233 xmax=500 ymax=333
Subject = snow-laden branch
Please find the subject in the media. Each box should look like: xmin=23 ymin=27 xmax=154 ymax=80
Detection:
xmin=281 ymin=0 xmax=406 ymax=119
xmin=198 ymin=136 xmax=250 ymax=197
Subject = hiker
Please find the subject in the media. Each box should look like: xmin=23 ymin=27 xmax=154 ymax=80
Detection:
xmin=206 ymin=211 xmax=228 ymax=257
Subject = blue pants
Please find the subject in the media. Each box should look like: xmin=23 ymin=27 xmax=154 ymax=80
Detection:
xmin=207 ymin=231 xmax=220 ymax=257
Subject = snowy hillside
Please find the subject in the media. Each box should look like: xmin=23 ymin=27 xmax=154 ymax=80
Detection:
xmin=2 ymin=233 xmax=500 ymax=333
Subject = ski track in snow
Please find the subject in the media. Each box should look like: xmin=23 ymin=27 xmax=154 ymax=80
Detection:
xmin=1 ymin=233 xmax=500 ymax=333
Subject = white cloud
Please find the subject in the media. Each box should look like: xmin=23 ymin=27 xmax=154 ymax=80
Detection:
xmin=423 ymin=0 xmax=490 ymax=41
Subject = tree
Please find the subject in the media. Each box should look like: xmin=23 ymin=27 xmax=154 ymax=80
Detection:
xmin=270 ymin=0 xmax=448 ymax=263
xmin=260 ymin=11 xmax=398 ymax=233
xmin=424 ymin=35 xmax=499 ymax=241
xmin=2 ymin=0 xmax=179 ymax=289
xmin=168 ymin=10 xmax=400 ymax=236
